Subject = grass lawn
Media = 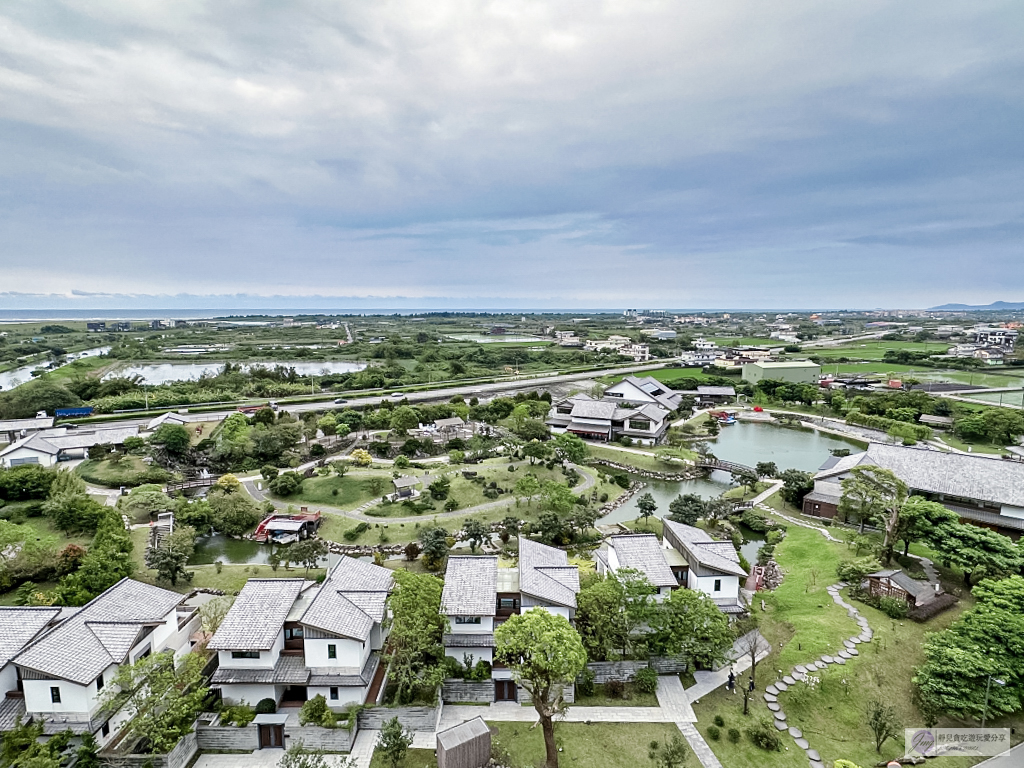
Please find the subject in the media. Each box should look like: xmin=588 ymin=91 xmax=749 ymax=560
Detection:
xmin=936 ymin=433 xmax=1008 ymax=455
xmin=76 ymin=456 xmax=170 ymax=488
xmin=586 ymin=444 xmax=690 ymax=474
xmin=619 ymin=515 xmax=664 ymax=539
xmin=574 ymin=683 xmax=659 ymax=707
xmin=490 ymin=721 xmax=693 ymax=768
xmin=820 ymin=340 xmax=952 ymax=360
xmin=722 ymin=482 xmax=772 ymax=502
xmin=282 ymin=472 xmax=386 ymax=509
xmin=369 ymin=747 xmax=437 ymax=768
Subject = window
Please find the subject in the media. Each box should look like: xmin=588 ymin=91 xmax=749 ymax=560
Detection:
xmin=101 ymin=722 xmax=110 ymax=738
xmin=231 ymin=651 xmax=260 ymax=660
xmin=455 ymin=616 xmax=482 ymax=625
xmin=284 ymin=627 xmax=304 ymax=641
xmin=713 ymin=579 xmax=722 ymax=592
xmin=50 ymin=687 xmax=61 ymax=704
xmin=96 ymin=672 xmax=104 ymax=691
xmin=327 ymin=645 xmax=337 ymax=659
xmin=498 ymin=598 xmax=519 ymax=610
xmin=628 ymin=419 xmax=651 ymax=431
xmin=330 ymin=687 xmax=339 ymax=701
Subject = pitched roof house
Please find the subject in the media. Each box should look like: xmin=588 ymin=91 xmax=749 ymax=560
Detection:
xmin=7 ymin=579 xmax=200 ymax=744
xmin=546 ymin=393 xmax=673 ymax=446
xmin=595 ymin=534 xmax=679 ymax=600
xmin=662 ymin=519 xmax=748 ymax=616
xmin=804 ymin=443 xmax=1024 ymax=539
xmin=441 ymin=540 xmax=580 ymax=702
xmin=209 ymin=557 xmax=393 ymax=708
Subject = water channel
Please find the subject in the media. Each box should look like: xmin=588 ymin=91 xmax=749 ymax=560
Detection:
xmin=104 ymin=360 xmax=368 ymax=385
xmin=0 ymin=346 xmax=111 ymax=391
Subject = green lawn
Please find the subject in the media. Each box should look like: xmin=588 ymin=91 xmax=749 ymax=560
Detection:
xmin=369 ymin=747 xmax=437 ymax=768
xmin=820 ymin=340 xmax=952 ymax=360
xmin=695 ymin=494 xmax=1024 ymax=767
xmin=490 ymin=721 xmax=693 ymax=768
xmin=574 ymin=683 xmax=659 ymax=707
xmin=937 ymin=433 xmax=1008 ymax=455
xmin=586 ymin=444 xmax=693 ymax=474
xmin=283 ymin=472 xmax=385 ymax=509
xmin=76 ymin=456 xmax=171 ymax=488
xmin=722 ymin=482 xmax=772 ymax=502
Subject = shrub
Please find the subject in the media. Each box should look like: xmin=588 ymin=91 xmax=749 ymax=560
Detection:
xmin=343 ymin=522 xmax=370 ymax=541
xmin=836 ymin=557 xmax=881 ymax=583
xmin=634 ymin=667 xmax=658 ymax=695
xmin=298 ymin=695 xmax=337 ymax=728
xmin=765 ymin=529 xmax=785 ymax=546
xmin=878 ymin=596 xmax=909 ymax=619
xmin=254 ymin=698 xmax=277 ymax=715
xmin=706 ymin=725 xmax=721 ymax=741
xmin=746 ymin=717 xmax=782 ymax=751
xmin=221 ymin=703 xmax=255 ymax=727
xmin=577 ymin=668 xmax=596 ymax=697
xmin=727 ymin=728 xmax=741 ymax=743
xmin=713 ymin=714 xmax=725 ymax=728
xmin=606 ymin=679 xmax=626 ymax=699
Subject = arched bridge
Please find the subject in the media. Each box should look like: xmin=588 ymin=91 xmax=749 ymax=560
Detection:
xmin=693 ymin=458 xmax=758 ymax=476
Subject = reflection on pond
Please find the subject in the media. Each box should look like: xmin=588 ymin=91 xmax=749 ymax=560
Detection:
xmin=189 ymin=533 xmax=329 ymax=567
xmin=105 ymin=360 xmax=368 ymax=385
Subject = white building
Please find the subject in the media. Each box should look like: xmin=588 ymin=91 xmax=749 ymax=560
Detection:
xmin=441 ymin=540 xmax=579 ymax=702
xmin=661 ymin=519 xmax=748 ymax=617
xmin=8 ymin=579 xmax=201 ymax=745
xmin=209 ymin=557 xmax=392 ymax=709
xmin=595 ymin=534 xmax=680 ymax=601
xmin=0 ymin=425 xmax=141 ymax=468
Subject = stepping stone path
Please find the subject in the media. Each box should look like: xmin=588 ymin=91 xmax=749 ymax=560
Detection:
xmin=761 ymin=582 xmax=874 ymax=768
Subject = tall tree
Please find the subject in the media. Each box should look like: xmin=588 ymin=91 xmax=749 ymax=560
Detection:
xmin=928 ymin=522 xmax=1022 ymax=586
xmin=839 ymin=466 xmax=908 ymax=550
xmin=385 ymin=570 xmax=447 ymax=705
xmin=552 ymin=432 xmax=589 ymax=464
xmin=494 ymin=609 xmax=587 ymax=768
xmin=513 ymin=474 xmax=542 ymax=507
xmin=668 ymin=494 xmax=705 ymax=526
xmin=636 ymin=493 xmax=657 ymax=529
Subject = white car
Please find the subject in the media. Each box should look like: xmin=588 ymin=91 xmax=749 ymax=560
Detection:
xmin=390 ymin=392 xmax=404 ymax=399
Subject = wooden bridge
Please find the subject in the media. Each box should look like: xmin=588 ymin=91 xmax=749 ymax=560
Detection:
xmin=165 ymin=475 xmax=220 ymax=493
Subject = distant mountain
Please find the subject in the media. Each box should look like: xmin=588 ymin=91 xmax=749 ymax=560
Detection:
xmin=929 ymin=300 xmax=1024 ymax=311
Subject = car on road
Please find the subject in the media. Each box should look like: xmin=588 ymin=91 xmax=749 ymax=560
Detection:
xmin=333 ymin=398 xmax=348 ymax=404
xmin=389 ymin=392 xmax=404 ymax=399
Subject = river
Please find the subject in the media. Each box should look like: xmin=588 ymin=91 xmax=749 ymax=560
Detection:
xmin=0 ymin=346 xmax=111 ymax=391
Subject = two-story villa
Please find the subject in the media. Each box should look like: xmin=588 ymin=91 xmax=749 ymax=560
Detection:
xmin=595 ymin=533 xmax=680 ymax=601
xmin=209 ymin=557 xmax=392 ymax=709
xmin=441 ymin=539 xmax=579 ymax=702
xmin=7 ymin=579 xmax=201 ymax=745
xmin=662 ymin=519 xmax=747 ymax=617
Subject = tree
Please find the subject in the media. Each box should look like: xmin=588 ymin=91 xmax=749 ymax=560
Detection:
xmin=647 ymin=588 xmax=735 ymax=670
xmin=350 ymin=448 xmax=373 ymax=466
xmin=0 ymin=718 xmax=73 ymax=768
xmin=389 ymin=406 xmax=420 ymax=436
xmin=317 ymin=413 xmax=338 ymax=438
xmin=289 ymin=538 xmax=328 ymax=576
xmin=42 ymin=491 xmax=106 ymax=535
xmin=377 ymin=717 xmax=414 ymax=768
xmin=648 ymin=734 xmax=689 ymax=768
xmin=427 ymin=476 xmax=450 ymax=500
xmin=703 ymin=497 xmax=733 ymax=524
xmin=636 ymin=492 xmax=657 ymax=528
xmin=737 ymin=630 xmax=771 ymax=687
xmin=117 ymin=485 xmax=176 ymax=524
xmin=386 ymin=570 xmax=447 ymax=704
xmin=755 ymin=462 xmax=778 ymax=479
xmin=540 ymin=481 xmax=576 ymax=517
xmin=522 ymin=440 xmax=552 ymax=464
xmin=269 ymin=471 xmax=304 ymax=496
xmin=838 ymin=466 xmax=908 ymax=544
xmin=150 ymin=423 xmax=192 ymax=455
xmin=778 ymin=469 xmax=813 ymax=506
xmin=144 ymin=525 xmax=196 ymax=586
xmin=494 ymin=609 xmax=587 ymax=768
xmin=865 ymin=699 xmax=901 ymax=753
xmin=513 ymin=474 xmax=542 ymax=506
xmin=209 ymin=491 xmax=262 ymax=536
xmin=552 ymin=432 xmax=589 ymax=464
xmin=575 ymin=576 xmax=627 ymax=661
xmin=668 ymin=494 xmax=705 ymax=526
xmin=54 ymin=508 xmax=135 ymax=606
xmin=261 ymin=464 xmax=280 ymax=481
xmin=929 ymin=521 xmax=1022 ymax=585
xmin=898 ymin=496 xmax=958 ymax=557
xmin=213 ymin=473 xmax=243 ymax=494
xmin=499 ymin=515 xmax=520 ymax=543
xmin=462 ymin=520 xmax=489 ymax=552
xmin=200 ymin=596 xmax=234 ymax=635
xmin=100 ymin=651 xmax=208 ymax=754
xmin=419 ymin=526 xmax=450 ymax=570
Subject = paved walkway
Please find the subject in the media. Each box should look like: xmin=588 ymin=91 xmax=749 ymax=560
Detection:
xmin=684 ymin=630 xmax=771 ymax=704
xmin=656 ymin=674 xmax=697 ymax=722
xmin=676 ymin=722 xmax=724 ymax=768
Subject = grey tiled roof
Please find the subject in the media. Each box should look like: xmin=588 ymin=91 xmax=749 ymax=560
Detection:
xmin=803 ymin=489 xmax=841 ymax=506
xmin=0 ymin=697 xmax=25 ymax=732
xmin=442 ymin=556 xmax=497 ymax=616
xmin=867 ymin=570 xmax=930 ymax=598
xmin=608 ymin=534 xmax=678 ymax=587
xmin=211 ymin=654 xmax=310 ymax=685
xmin=209 ymin=579 xmax=307 ymax=651
xmin=0 ymin=607 xmax=60 ymax=668
xmin=816 ymin=443 xmax=1024 ymax=508
xmin=308 ymin=652 xmax=379 ymax=687
xmin=85 ymin=622 xmax=145 ymax=662
xmin=663 ymin=520 xmax=747 ymax=578
xmin=519 ymin=539 xmax=579 ymax=609
xmin=299 ymin=556 xmax=392 ymax=641
xmin=442 ymin=633 xmax=495 ymax=648
xmin=570 ymin=400 xmax=619 ymax=420
xmin=13 ymin=579 xmax=185 ymax=685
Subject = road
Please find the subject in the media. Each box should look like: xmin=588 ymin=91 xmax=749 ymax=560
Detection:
xmin=78 ymin=360 xmax=671 ymax=430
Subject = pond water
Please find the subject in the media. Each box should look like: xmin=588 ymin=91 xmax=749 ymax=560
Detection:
xmin=601 ymin=421 xmax=863 ymax=525
xmin=445 ymin=334 xmax=546 ymax=344
xmin=0 ymin=346 xmax=111 ymax=391
xmin=105 ymin=360 xmax=367 ymax=385
xmin=190 ymin=533 xmax=334 ymax=566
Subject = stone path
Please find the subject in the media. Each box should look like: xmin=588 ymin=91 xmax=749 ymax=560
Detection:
xmin=756 ymin=502 xmax=842 ymax=543
xmin=656 ymin=674 xmax=697 ymax=722
xmin=684 ymin=630 xmax=771 ymax=703
xmin=764 ymin=581 xmax=872 ymax=767
xmin=677 ymin=722 xmax=724 ymax=768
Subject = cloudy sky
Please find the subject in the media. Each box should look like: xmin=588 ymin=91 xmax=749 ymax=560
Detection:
xmin=1 ymin=0 xmax=1022 ymax=310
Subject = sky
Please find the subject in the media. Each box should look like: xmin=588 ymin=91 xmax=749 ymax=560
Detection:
xmin=1 ymin=1 xmax=1022 ymax=310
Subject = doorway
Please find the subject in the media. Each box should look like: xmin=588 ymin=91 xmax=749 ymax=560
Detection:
xmin=258 ymin=724 xmax=284 ymax=749
xmin=494 ymin=680 xmax=517 ymax=702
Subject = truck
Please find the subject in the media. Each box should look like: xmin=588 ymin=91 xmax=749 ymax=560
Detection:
xmin=55 ymin=407 xmax=95 ymax=418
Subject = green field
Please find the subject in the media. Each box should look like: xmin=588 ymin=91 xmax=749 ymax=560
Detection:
xmin=587 ymin=443 xmax=695 ymax=473
xmin=820 ymin=340 xmax=952 ymax=360
xmin=490 ymin=722 xmax=693 ymax=768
